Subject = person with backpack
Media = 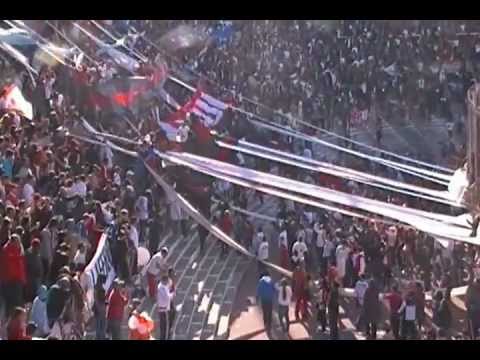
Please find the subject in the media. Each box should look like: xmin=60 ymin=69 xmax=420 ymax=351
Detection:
xmin=398 ymin=291 xmax=417 ymax=340
xmin=275 ymin=277 xmax=292 ymax=333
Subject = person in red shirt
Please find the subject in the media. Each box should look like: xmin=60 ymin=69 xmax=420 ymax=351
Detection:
xmin=7 ymin=307 xmax=32 ymax=340
xmin=107 ymin=278 xmax=129 ymax=340
xmin=292 ymin=262 xmax=308 ymax=321
xmin=384 ymin=284 xmax=403 ymax=339
xmin=1 ymin=234 xmax=26 ymax=316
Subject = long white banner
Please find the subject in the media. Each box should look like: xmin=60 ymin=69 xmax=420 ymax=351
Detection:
xmin=216 ymin=139 xmax=462 ymax=207
xmin=80 ymin=227 xmax=117 ymax=312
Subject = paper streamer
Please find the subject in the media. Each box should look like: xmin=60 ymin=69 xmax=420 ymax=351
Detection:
xmin=76 ymin=122 xmax=469 ymax=301
xmin=249 ymin=118 xmax=452 ymax=185
xmin=171 ymin=152 xmax=467 ymax=226
xmin=216 ymin=139 xmax=462 ymax=207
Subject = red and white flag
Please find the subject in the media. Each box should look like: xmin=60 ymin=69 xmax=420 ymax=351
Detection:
xmin=0 ymin=84 xmax=33 ymax=119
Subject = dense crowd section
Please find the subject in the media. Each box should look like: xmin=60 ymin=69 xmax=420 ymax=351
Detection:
xmin=0 ymin=20 xmax=479 ymax=341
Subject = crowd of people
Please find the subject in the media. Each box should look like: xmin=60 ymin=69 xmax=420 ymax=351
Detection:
xmin=0 ymin=19 xmax=479 ymax=342
xmin=0 ymin=55 xmax=189 ymax=339
xmin=152 ymin=20 xmax=478 ymax=139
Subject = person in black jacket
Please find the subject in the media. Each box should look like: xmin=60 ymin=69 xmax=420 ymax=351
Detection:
xmin=147 ymin=212 xmax=163 ymax=255
xmin=25 ymin=238 xmax=44 ymax=303
xmin=48 ymin=246 xmax=70 ymax=285
xmin=328 ymin=281 xmax=340 ymax=340
xmin=433 ymin=290 xmax=452 ymax=334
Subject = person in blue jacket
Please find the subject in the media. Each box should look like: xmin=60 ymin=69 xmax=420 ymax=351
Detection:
xmin=257 ymin=271 xmax=275 ymax=336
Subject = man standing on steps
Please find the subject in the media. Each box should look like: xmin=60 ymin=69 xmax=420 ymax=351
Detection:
xmin=157 ymin=274 xmax=174 ymax=340
xmin=145 ymin=247 xmax=169 ymax=299
xmin=257 ymin=236 xmax=269 ymax=277
xmin=327 ymin=281 xmax=340 ymax=340
xmin=256 ymin=271 xmax=275 ymax=337
xmin=197 ymin=225 xmax=208 ymax=255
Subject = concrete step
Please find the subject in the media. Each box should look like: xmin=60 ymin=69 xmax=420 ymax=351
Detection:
xmin=171 ymin=238 xmax=220 ymax=339
xmin=198 ymin=252 xmax=244 ymax=340
xmin=187 ymin=248 xmax=236 ymax=340
xmin=213 ymin=257 xmax=252 ymax=339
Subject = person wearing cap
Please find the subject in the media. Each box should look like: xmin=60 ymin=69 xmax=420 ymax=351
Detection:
xmin=30 ymin=285 xmax=50 ymax=337
xmin=145 ymin=247 xmax=169 ymax=298
xmin=25 ymin=238 xmax=44 ymax=303
xmin=107 ymin=278 xmax=128 ymax=340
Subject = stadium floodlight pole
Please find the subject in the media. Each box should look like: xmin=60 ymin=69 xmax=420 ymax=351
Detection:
xmin=7 ymin=20 xmax=74 ymax=70
xmin=44 ymin=21 xmax=99 ymax=67
xmin=88 ymin=20 xmax=148 ymax=63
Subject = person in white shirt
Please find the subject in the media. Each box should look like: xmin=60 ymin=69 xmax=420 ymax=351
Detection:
xmin=275 ymin=278 xmax=292 ymax=333
xmin=135 ymin=193 xmax=149 ymax=243
xmin=252 ymin=228 xmax=265 ymax=255
xmin=354 ymin=275 xmax=369 ymax=307
xmin=292 ymin=237 xmax=308 ymax=267
xmin=257 ymin=237 xmax=269 ymax=276
xmin=322 ymin=237 xmax=335 ymax=275
xmin=128 ymin=221 xmax=139 ymax=249
xmin=314 ymin=221 xmax=326 ymax=261
xmin=72 ymin=242 xmax=87 ymax=271
xmin=335 ymin=241 xmax=350 ymax=283
xmin=71 ymin=175 xmax=87 ymax=198
xmin=145 ymin=247 xmax=169 ymax=298
xmin=278 ymin=228 xmax=289 ymax=269
xmin=156 ymin=275 xmax=174 ymax=340
xmin=99 ymin=145 xmax=114 ymax=169
xmin=398 ymin=293 xmax=417 ymax=339
xmin=22 ymin=174 xmax=35 ymax=207
xmin=135 ymin=195 xmax=149 ymax=221
xmin=303 ymin=147 xmax=312 ymax=159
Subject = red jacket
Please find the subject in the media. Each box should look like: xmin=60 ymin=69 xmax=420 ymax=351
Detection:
xmin=107 ymin=289 xmax=128 ymax=321
xmin=220 ymin=214 xmax=233 ymax=236
xmin=7 ymin=318 xmax=31 ymax=340
xmin=1 ymin=241 xmax=26 ymax=284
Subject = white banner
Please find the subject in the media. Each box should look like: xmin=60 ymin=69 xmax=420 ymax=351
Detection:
xmin=80 ymin=228 xmax=116 ymax=312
